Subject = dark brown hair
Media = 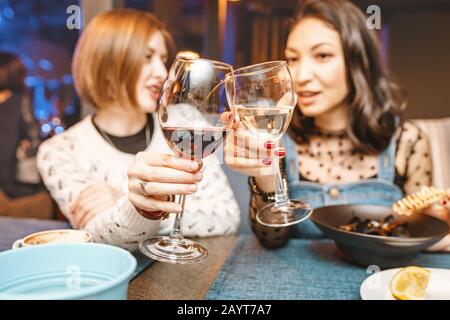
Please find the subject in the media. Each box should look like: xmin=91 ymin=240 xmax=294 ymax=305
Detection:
xmin=73 ymin=9 xmax=176 ymax=110
xmin=287 ymin=0 xmax=405 ymax=153
xmin=0 ymin=51 xmax=26 ymax=93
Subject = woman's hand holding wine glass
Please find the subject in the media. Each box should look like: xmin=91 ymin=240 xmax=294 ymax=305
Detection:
xmin=224 ymin=112 xmax=285 ymax=194
xmin=225 ymin=61 xmax=313 ymax=227
xmin=139 ymin=57 xmax=234 ymax=264
xmin=127 ymin=152 xmax=203 ymax=217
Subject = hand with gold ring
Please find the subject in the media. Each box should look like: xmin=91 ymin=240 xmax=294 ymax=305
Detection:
xmin=128 ymin=152 xmax=203 ymax=218
xmin=137 ymin=182 xmax=173 ymax=220
xmin=139 ymin=180 xmax=150 ymax=197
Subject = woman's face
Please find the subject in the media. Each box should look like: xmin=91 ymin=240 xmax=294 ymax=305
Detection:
xmin=135 ymin=31 xmax=168 ymax=113
xmin=285 ymin=17 xmax=348 ymax=118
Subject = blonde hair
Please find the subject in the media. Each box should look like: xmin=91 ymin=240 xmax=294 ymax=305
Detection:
xmin=72 ymin=9 xmax=175 ymax=110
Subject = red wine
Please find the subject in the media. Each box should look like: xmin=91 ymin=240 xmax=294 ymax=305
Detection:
xmin=162 ymin=127 xmax=229 ymax=160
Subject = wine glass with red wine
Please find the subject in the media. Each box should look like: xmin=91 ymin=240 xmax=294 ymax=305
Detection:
xmin=139 ymin=57 xmax=233 ymax=264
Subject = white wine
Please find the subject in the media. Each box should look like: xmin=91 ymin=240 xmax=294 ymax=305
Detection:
xmin=235 ymin=105 xmax=294 ymax=139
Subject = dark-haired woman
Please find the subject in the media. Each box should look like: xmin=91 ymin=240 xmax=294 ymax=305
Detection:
xmin=226 ymin=0 xmax=449 ymax=249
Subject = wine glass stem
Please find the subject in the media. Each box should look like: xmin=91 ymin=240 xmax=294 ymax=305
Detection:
xmin=169 ymin=194 xmax=186 ymax=240
xmin=273 ymin=157 xmax=289 ymax=208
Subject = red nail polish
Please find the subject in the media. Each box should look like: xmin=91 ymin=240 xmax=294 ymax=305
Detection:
xmin=262 ymin=158 xmax=272 ymax=166
xmin=275 ymin=150 xmax=286 ymax=157
xmin=264 ymin=141 xmax=275 ymax=149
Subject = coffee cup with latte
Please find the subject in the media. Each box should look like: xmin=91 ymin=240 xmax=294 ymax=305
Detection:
xmin=12 ymin=229 xmax=92 ymax=249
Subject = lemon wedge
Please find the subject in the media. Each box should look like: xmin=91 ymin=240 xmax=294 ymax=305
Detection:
xmin=390 ymin=266 xmax=431 ymax=300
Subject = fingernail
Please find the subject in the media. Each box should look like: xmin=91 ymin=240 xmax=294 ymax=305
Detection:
xmin=173 ymin=205 xmax=183 ymax=212
xmin=194 ymin=172 xmax=203 ymax=180
xmin=190 ymin=162 xmax=198 ymax=170
xmin=264 ymin=141 xmax=275 ymax=149
xmin=275 ymin=149 xmax=286 ymax=158
xmin=262 ymin=158 xmax=272 ymax=166
xmin=188 ymin=184 xmax=198 ymax=192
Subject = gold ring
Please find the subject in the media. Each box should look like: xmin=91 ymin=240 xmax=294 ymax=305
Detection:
xmin=139 ymin=181 xmax=149 ymax=196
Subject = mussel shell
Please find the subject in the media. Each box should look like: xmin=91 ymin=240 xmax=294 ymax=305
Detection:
xmin=349 ymin=216 xmax=361 ymax=224
xmin=383 ymin=214 xmax=395 ymax=224
xmin=355 ymin=220 xmax=375 ymax=234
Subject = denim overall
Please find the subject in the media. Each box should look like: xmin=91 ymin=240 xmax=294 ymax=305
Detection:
xmin=282 ymin=134 xmax=404 ymax=239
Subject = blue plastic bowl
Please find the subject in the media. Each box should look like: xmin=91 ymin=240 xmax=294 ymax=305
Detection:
xmin=0 ymin=243 xmax=137 ymax=300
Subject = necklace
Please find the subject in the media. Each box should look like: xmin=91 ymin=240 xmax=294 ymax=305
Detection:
xmin=94 ymin=116 xmax=151 ymax=151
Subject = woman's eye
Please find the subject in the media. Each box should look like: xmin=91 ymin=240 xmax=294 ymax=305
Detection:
xmin=145 ymin=54 xmax=153 ymax=61
xmin=316 ymin=53 xmax=332 ymax=61
xmin=286 ymin=57 xmax=298 ymax=64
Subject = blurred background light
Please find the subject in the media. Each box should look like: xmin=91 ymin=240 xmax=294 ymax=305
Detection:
xmin=2 ymin=6 xmax=15 ymax=19
xmin=41 ymin=123 xmax=51 ymax=133
xmin=38 ymin=59 xmax=53 ymax=71
xmin=54 ymin=126 xmax=64 ymax=134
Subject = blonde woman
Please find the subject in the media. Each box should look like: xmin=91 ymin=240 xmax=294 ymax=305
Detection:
xmin=37 ymin=9 xmax=240 ymax=251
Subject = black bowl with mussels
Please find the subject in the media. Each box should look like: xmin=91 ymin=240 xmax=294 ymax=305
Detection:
xmin=310 ymin=205 xmax=449 ymax=268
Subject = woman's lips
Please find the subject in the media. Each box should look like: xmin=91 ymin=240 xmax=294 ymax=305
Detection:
xmin=298 ymin=91 xmax=321 ymax=106
xmin=147 ymin=86 xmax=161 ymax=100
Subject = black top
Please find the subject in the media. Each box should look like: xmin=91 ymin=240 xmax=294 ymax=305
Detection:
xmin=92 ymin=113 xmax=154 ymax=154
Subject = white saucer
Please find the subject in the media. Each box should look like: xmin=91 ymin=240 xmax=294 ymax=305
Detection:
xmin=360 ymin=267 xmax=450 ymax=300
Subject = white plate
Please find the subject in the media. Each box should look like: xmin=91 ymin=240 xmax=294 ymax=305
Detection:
xmin=360 ymin=268 xmax=450 ymax=300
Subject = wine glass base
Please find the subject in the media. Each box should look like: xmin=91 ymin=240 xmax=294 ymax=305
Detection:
xmin=256 ymin=199 xmax=313 ymax=227
xmin=139 ymin=236 xmax=208 ymax=264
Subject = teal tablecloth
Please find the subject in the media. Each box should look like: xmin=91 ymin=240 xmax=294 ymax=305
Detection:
xmin=206 ymin=235 xmax=450 ymax=300
xmin=0 ymin=217 xmax=153 ymax=279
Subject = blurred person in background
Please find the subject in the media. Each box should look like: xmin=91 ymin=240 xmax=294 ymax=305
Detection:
xmin=37 ymin=9 xmax=240 ymax=252
xmin=0 ymin=51 xmax=52 ymax=219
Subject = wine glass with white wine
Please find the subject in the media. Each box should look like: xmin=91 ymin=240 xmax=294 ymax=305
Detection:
xmin=225 ymin=60 xmax=313 ymax=227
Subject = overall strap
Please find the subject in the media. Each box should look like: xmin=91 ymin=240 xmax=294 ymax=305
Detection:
xmin=282 ymin=134 xmax=300 ymax=184
xmin=377 ymin=136 xmax=397 ymax=183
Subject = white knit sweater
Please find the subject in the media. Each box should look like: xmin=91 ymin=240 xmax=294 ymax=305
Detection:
xmin=37 ymin=113 xmax=241 ymax=251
